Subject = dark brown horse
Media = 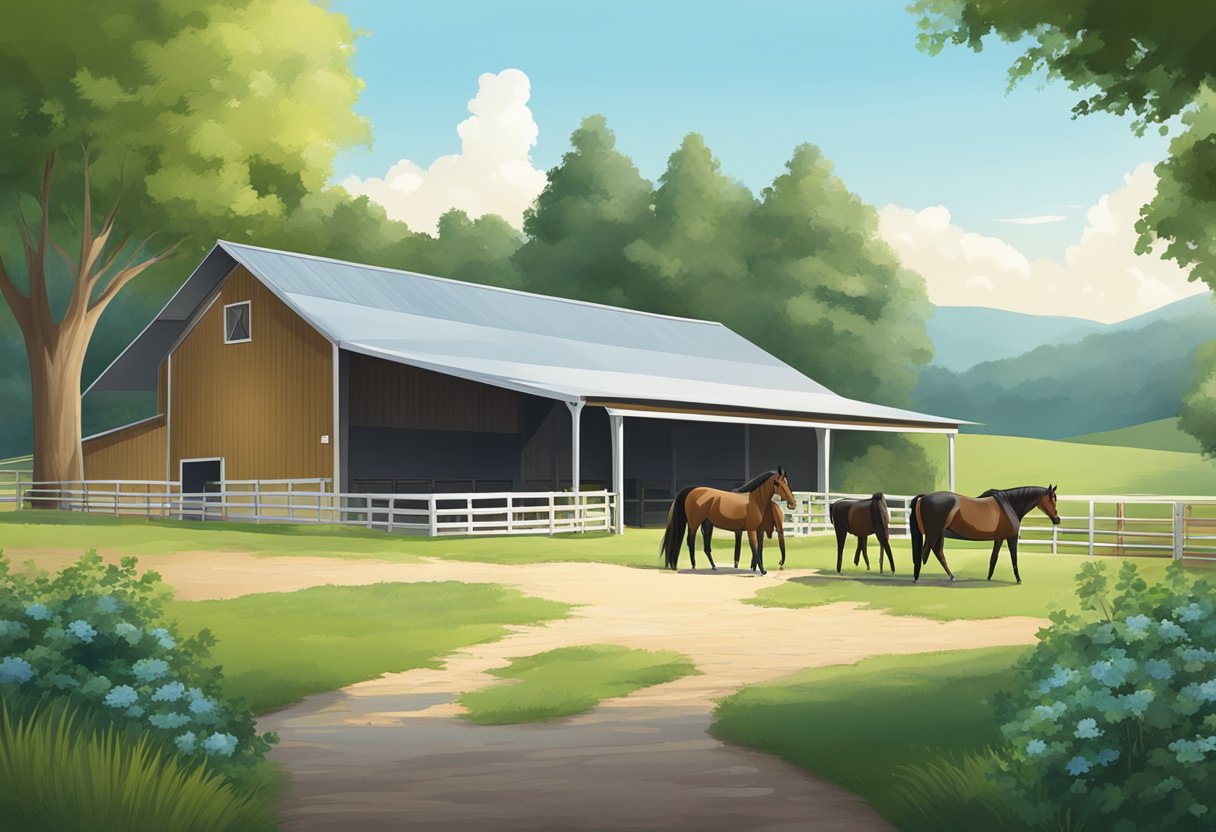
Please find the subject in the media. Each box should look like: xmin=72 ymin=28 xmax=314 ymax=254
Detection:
xmin=701 ymin=486 xmax=789 ymax=569
xmin=830 ymin=493 xmax=895 ymax=573
xmin=910 ymin=485 xmax=1060 ymax=583
xmin=660 ymin=469 xmax=796 ymax=575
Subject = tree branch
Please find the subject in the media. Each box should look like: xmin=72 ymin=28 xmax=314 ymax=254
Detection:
xmin=88 ymin=238 xmax=182 ymax=316
xmin=0 ymin=254 xmax=32 ymax=333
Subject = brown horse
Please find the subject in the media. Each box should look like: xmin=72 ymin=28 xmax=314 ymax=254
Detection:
xmin=830 ymin=493 xmax=895 ymax=573
xmin=660 ymin=469 xmax=796 ymax=575
xmin=910 ymin=485 xmax=1060 ymax=583
xmin=701 ymin=488 xmax=789 ymax=569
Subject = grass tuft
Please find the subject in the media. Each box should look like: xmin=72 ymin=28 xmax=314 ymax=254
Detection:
xmin=0 ymin=698 xmax=278 ymax=832
xmin=888 ymin=749 xmax=1020 ymax=832
xmin=459 ymin=643 xmax=697 ymax=724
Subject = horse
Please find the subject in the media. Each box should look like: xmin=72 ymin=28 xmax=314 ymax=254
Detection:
xmin=909 ymin=485 xmax=1060 ymax=584
xmin=830 ymin=493 xmax=895 ymax=574
xmin=660 ymin=468 xmax=796 ymax=576
xmin=700 ymin=486 xmax=790 ymax=570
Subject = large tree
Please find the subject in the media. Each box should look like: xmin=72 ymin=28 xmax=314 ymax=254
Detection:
xmin=513 ymin=116 xmax=655 ymax=308
xmin=0 ymin=1 xmax=367 ymax=484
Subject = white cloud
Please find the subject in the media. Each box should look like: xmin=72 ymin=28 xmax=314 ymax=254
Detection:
xmin=996 ymin=214 xmax=1068 ymax=225
xmin=341 ymin=69 xmax=547 ymax=235
xmin=878 ymin=164 xmax=1205 ymax=323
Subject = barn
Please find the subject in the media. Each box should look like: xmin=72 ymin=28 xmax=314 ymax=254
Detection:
xmin=83 ymin=241 xmax=963 ymax=531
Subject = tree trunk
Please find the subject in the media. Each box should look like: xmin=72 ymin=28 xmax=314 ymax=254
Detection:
xmin=29 ymin=340 xmax=88 ymax=488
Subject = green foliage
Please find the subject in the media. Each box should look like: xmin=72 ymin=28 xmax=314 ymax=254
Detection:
xmin=0 ymin=699 xmax=277 ymax=832
xmin=888 ymin=750 xmax=1020 ymax=832
xmin=168 ymin=582 xmax=571 ymax=713
xmin=993 ymin=561 xmax=1216 ymax=831
xmin=835 ymin=432 xmax=938 ymax=495
xmin=458 ymin=643 xmax=697 ymax=724
xmin=911 ymin=0 xmax=1216 ymax=133
xmin=1179 ymin=341 xmax=1216 ymax=456
xmin=0 ymin=551 xmax=275 ymax=780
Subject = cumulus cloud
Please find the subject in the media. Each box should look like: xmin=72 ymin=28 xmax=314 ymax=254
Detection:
xmin=341 ymin=69 xmax=547 ymax=234
xmin=878 ymin=164 xmax=1205 ymax=323
xmin=996 ymin=214 xmax=1068 ymax=225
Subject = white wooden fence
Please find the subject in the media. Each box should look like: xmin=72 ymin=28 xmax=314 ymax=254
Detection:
xmin=3 ymin=474 xmax=1215 ymax=559
xmin=5 ymin=477 xmax=613 ymax=536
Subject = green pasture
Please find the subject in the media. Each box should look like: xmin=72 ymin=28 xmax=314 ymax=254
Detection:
xmin=1068 ymin=417 xmax=1201 ymax=455
xmin=924 ymin=433 xmax=1215 ymax=496
xmin=166 ymin=583 xmax=570 ymax=713
xmin=458 ymin=644 xmax=697 ymax=724
xmin=712 ymin=647 xmax=1030 ymax=832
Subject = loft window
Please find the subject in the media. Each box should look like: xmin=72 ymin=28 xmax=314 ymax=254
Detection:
xmin=224 ymin=301 xmax=251 ymax=344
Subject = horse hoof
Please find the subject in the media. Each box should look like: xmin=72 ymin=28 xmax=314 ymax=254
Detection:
xmin=950 ymin=576 xmax=956 ymax=582
xmin=760 ymin=569 xmax=767 ymax=576
xmin=711 ymin=566 xmax=717 ymax=571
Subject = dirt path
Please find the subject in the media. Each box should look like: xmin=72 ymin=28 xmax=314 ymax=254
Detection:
xmin=16 ymin=550 xmax=1043 ymax=830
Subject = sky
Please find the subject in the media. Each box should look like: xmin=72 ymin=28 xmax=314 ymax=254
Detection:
xmin=328 ymin=0 xmax=1205 ymax=323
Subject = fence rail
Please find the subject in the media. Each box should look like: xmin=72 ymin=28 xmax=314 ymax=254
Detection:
xmin=4 ymin=477 xmax=1216 ymax=558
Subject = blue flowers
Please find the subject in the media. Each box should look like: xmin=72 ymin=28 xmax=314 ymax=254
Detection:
xmin=1066 ymin=755 xmax=1092 ymax=777
xmin=201 ymin=732 xmax=239 ymax=757
xmin=1174 ymin=603 xmax=1205 ymax=624
xmin=23 ymin=603 xmax=51 ymax=621
xmin=67 ymin=619 xmax=97 ymax=643
xmin=149 ymin=712 xmax=191 ymax=729
xmin=1026 ymin=738 xmax=1047 ymax=756
xmin=1075 ymin=718 xmax=1103 ymax=739
xmin=175 ymin=731 xmax=197 ymax=754
xmin=189 ymin=696 xmax=217 ymax=715
xmin=95 ymin=595 xmax=123 ymax=614
xmin=1168 ymin=736 xmax=1216 ymax=764
xmin=149 ymin=627 xmax=176 ymax=650
xmin=0 ymin=619 xmax=30 ymax=638
xmin=104 ymin=685 xmax=139 ymax=708
xmin=1146 ymin=658 xmax=1175 ymax=680
xmin=1090 ymin=651 xmax=1136 ymax=688
xmin=114 ymin=621 xmax=142 ymax=644
xmin=1122 ymin=614 xmax=1152 ymax=640
xmin=151 ymin=681 xmax=186 ymax=702
xmin=0 ymin=656 xmax=35 ymax=684
xmin=1097 ymin=748 xmax=1120 ymax=766
xmin=132 ymin=658 xmax=170 ymax=683
xmin=1158 ymin=619 xmax=1186 ymax=642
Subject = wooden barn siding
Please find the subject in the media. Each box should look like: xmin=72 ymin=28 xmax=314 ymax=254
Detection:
xmin=169 ymin=267 xmax=332 ymax=481
xmin=348 ymin=354 xmax=519 ymax=433
xmin=83 ymin=417 xmax=166 ymax=481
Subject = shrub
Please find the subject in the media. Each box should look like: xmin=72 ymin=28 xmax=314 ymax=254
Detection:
xmin=994 ymin=560 xmax=1216 ymax=831
xmin=0 ymin=551 xmax=275 ymax=782
xmin=0 ymin=698 xmax=276 ymax=832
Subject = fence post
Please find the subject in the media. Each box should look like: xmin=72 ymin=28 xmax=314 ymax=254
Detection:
xmin=387 ymin=497 xmax=394 ymax=535
xmin=114 ymin=483 xmax=121 ymax=517
xmin=1088 ymin=500 xmax=1095 ymax=556
xmin=506 ymin=494 xmax=514 ymax=533
xmin=287 ymin=481 xmax=294 ymax=521
xmin=317 ymin=490 xmax=322 ymax=524
xmin=253 ymin=481 xmax=261 ymax=524
xmin=428 ymin=494 xmax=438 ymax=537
xmin=548 ymin=494 xmax=556 ymax=536
xmin=1051 ymin=521 xmax=1058 ymax=555
xmin=467 ymin=496 xmax=474 ymax=535
xmin=1173 ymin=502 xmax=1185 ymax=561
xmin=366 ymin=496 xmax=373 ymax=530
xmin=1116 ymin=502 xmax=1125 ymax=555
xmin=14 ymin=471 xmax=21 ymax=508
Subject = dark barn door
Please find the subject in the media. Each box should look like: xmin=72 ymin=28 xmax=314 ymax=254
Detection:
xmin=181 ymin=459 xmax=222 ymax=520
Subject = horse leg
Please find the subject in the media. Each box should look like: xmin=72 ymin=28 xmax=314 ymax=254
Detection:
xmin=753 ymin=530 xmax=767 ymax=576
xmin=702 ymin=520 xmax=713 ymax=557
xmin=882 ymin=536 xmax=895 ymax=573
xmin=859 ymin=536 xmax=871 ymax=570
xmin=987 ymin=539 xmax=1003 ymax=581
xmin=778 ymin=525 xmax=787 ymax=569
xmin=914 ymin=535 xmax=936 ymax=582
xmin=685 ymin=522 xmax=697 ymax=570
xmin=703 ymin=529 xmax=717 ymax=571
xmin=853 ymin=536 xmax=862 ymax=566
xmin=734 ymin=531 xmax=743 ymax=568
xmin=1009 ymin=537 xmax=1022 ymax=584
xmin=835 ymin=525 xmax=847 ymax=574
xmin=932 ymin=536 xmax=955 ymax=582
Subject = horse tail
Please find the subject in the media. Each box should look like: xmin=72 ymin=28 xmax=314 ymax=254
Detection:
xmin=870 ymin=493 xmax=887 ymax=541
xmin=910 ymin=495 xmax=924 ymax=559
xmin=660 ymin=486 xmax=695 ymax=570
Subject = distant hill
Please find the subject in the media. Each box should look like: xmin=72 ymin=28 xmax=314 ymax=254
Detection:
xmin=916 ymin=294 xmax=1216 ymax=439
xmin=1068 ymin=418 xmax=1202 ymax=455
xmin=928 ymin=306 xmax=1103 ymax=371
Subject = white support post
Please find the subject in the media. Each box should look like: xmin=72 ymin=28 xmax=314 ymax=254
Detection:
xmin=816 ymin=428 xmax=831 ymax=495
xmin=428 ymin=494 xmax=438 ymax=537
xmin=609 ymin=413 xmax=625 ymax=534
xmin=947 ymin=432 xmax=956 ymax=492
xmin=253 ymin=481 xmax=261 ymax=524
xmin=566 ymin=400 xmax=585 ymax=525
xmin=1088 ymin=500 xmax=1095 ymax=556
xmin=1173 ymin=502 xmax=1185 ymax=561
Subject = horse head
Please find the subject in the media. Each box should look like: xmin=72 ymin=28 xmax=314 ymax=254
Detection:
xmin=772 ymin=466 xmax=796 ymax=510
xmin=1038 ymin=484 xmax=1061 ymax=525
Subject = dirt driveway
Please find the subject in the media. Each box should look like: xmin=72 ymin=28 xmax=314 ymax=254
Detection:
xmin=18 ymin=550 xmax=1044 ymax=830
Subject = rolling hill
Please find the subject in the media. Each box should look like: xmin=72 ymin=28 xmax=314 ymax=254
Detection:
xmin=1068 ymin=418 xmax=1201 ymax=454
xmin=928 ymin=306 xmax=1102 ymax=371
xmin=917 ymin=294 xmax=1216 ymax=439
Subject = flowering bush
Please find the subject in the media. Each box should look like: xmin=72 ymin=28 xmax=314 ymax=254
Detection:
xmin=0 ymin=551 xmax=275 ymax=782
xmin=994 ymin=560 xmax=1216 ymax=832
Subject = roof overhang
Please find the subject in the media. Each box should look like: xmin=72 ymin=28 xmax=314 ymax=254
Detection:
xmin=601 ymin=405 xmax=961 ymax=434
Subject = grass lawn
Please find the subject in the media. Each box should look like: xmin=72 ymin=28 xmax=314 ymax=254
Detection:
xmin=166 ymin=582 xmax=570 ymax=713
xmin=748 ymin=548 xmax=1182 ymax=621
xmin=1068 ymin=417 xmax=1201 ymax=455
xmin=712 ymin=646 xmax=1030 ymax=832
xmin=914 ymin=432 xmax=1216 ymax=495
xmin=458 ymin=644 xmax=697 ymax=724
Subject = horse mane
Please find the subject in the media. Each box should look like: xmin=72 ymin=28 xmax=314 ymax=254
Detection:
xmin=979 ymin=486 xmax=1048 ymax=516
xmin=736 ymin=470 xmax=778 ymax=493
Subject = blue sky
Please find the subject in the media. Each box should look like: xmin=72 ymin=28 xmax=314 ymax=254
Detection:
xmin=330 ymin=0 xmax=1170 ymax=261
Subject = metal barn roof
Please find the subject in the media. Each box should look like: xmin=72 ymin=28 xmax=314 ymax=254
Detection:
xmin=89 ymin=241 xmax=965 ymax=430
